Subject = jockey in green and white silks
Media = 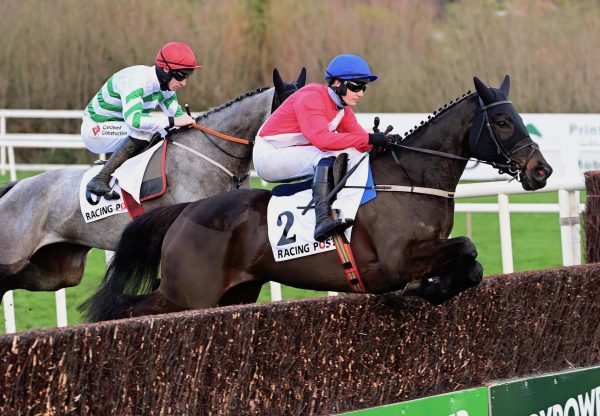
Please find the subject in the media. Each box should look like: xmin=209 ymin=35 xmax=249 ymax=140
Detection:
xmin=82 ymin=41 xmax=201 ymax=197
xmin=82 ymin=65 xmax=184 ymax=153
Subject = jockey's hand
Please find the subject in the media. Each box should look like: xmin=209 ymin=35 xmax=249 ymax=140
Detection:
xmin=387 ymin=134 xmax=401 ymax=144
xmin=174 ymin=115 xmax=195 ymax=127
xmin=368 ymin=132 xmax=391 ymax=147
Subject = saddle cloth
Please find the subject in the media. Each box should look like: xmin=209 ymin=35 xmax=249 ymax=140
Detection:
xmin=113 ymin=140 xmax=167 ymax=204
xmin=267 ymin=150 xmax=376 ymax=262
xmin=79 ymin=167 xmax=128 ymax=223
xmin=79 ymin=140 xmax=167 ymax=223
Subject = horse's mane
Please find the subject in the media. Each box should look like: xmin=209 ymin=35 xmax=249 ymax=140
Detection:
xmin=399 ymin=90 xmax=474 ymax=143
xmin=196 ymin=87 xmax=271 ymax=120
xmin=0 ymin=181 xmax=18 ymax=199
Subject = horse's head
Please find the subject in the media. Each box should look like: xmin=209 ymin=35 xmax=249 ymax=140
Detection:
xmin=271 ymin=67 xmax=307 ymax=113
xmin=469 ymin=75 xmax=552 ymax=190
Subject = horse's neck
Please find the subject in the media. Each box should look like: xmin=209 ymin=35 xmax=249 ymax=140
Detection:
xmin=195 ymin=88 xmax=274 ymax=140
xmin=163 ymin=88 xmax=274 ymax=202
xmin=373 ymin=95 xmax=477 ymax=192
xmin=174 ymin=88 xmax=273 ymax=165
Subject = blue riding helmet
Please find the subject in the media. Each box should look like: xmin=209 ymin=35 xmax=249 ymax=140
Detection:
xmin=324 ymin=54 xmax=378 ymax=82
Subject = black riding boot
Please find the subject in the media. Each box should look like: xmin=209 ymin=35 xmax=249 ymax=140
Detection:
xmin=313 ymin=164 xmax=354 ymax=242
xmin=86 ymin=136 xmax=147 ymax=196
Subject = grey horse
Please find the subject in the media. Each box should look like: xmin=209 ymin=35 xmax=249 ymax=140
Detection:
xmin=0 ymin=68 xmax=307 ymax=298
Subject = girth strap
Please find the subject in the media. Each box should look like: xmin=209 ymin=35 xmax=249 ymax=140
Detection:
xmin=331 ymin=210 xmax=366 ymax=293
xmin=170 ymin=140 xmax=245 ymax=188
xmin=346 ymin=184 xmax=454 ymax=199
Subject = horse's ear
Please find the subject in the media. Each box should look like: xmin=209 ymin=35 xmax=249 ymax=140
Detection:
xmin=499 ymin=74 xmax=510 ymax=97
xmin=273 ymin=68 xmax=285 ymax=92
xmin=473 ymin=76 xmax=494 ymax=104
xmin=296 ymin=67 xmax=307 ymax=87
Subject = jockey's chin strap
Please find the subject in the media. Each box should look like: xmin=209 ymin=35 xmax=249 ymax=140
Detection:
xmin=168 ymin=122 xmax=253 ymax=189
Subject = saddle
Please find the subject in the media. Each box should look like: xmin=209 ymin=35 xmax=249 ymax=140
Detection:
xmin=271 ymin=153 xmax=349 ymax=197
xmin=268 ymin=152 xmax=367 ymax=292
xmin=118 ymin=140 xmax=168 ymax=218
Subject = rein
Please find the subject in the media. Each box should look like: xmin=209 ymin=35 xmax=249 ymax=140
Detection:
xmin=190 ymin=122 xmax=251 ymax=145
xmin=389 ymin=99 xmax=539 ymax=180
xmin=347 ymin=99 xmax=539 ymax=199
xmin=168 ymin=122 xmax=253 ymax=189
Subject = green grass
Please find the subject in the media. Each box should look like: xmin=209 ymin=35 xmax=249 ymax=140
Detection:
xmin=0 ymin=172 xmax=584 ymax=332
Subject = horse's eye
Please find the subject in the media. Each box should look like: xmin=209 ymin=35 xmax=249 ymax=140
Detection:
xmin=496 ymin=120 xmax=509 ymax=128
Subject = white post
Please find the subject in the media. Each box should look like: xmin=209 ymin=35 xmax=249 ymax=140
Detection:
xmin=466 ymin=212 xmax=473 ymax=240
xmin=8 ymin=145 xmax=16 ymax=181
xmin=558 ymin=189 xmax=581 ymax=266
xmin=2 ymin=290 xmax=16 ymax=333
xmin=498 ymin=193 xmax=514 ymax=273
xmin=269 ymin=282 xmax=282 ymax=301
xmin=55 ymin=289 xmax=68 ymax=327
xmin=0 ymin=115 xmax=6 ymax=175
xmin=105 ymin=250 xmax=115 ymax=265
xmin=572 ymin=191 xmax=582 ymax=265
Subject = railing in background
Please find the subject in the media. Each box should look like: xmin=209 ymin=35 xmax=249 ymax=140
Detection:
xmin=0 ymin=110 xmax=87 ymax=334
xmin=0 ymin=109 xmax=87 ymax=180
xmin=268 ymin=175 xmax=585 ymax=302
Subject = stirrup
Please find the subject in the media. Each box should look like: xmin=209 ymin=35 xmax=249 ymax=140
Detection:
xmin=87 ymin=177 xmax=119 ymax=200
xmin=103 ymin=190 xmax=120 ymax=200
xmin=87 ymin=186 xmax=120 ymax=200
xmin=314 ymin=218 xmax=354 ymax=242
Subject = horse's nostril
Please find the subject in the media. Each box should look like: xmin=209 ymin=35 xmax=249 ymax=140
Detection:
xmin=534 ymin=164 xmax=552 ymax=179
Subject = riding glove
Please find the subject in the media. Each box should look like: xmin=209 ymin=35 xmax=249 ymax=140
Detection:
xmin=368 ymin=132 xmax=391 ymax=147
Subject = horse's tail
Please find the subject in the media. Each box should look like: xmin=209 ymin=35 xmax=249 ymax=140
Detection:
xmin=0 ymin=181 xmax=18 ymax=199
xmin=79 ymin=202 xmax=190 ymax=322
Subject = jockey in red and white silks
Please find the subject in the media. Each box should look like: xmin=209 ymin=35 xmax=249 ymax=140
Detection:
xmin=253 ymin=83 xmax=371 ymax=182
xmin=253 ymin=54 xmax=393 ymax=242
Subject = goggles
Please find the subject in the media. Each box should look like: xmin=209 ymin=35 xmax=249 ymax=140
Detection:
xmin=171 ymin=68 xmax=194 ymax=81
xmin=345 ymin=80 xmax=367 ymax=93
xmin=160 ymin=50 xmax=194 ymax=81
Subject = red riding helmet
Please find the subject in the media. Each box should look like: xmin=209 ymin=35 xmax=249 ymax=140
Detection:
xmin=155 ymin=42 xmax=202 ymax=70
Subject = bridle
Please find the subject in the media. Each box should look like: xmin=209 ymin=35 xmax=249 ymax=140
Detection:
xmin=389 ymin=99 xmax=539 ymax=182
xmin=168 ymin=86 xmax=296 ymax=189
xmin=167 ymin=120 xmax=254 ymax=190
xmin=476 ymin=99 xmax=539 ymax=178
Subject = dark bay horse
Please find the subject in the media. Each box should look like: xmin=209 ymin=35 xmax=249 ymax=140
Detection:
xmin=0 ymin=68 xmax=306 ymax=298
xmin=82 ymin=75 xmax=553 ymax=321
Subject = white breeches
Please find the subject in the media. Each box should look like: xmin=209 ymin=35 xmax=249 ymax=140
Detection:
xmin=253 ymin=136 xmax=365 ymax=182
xmin=253 ymin=136 xmax=344 ymax=182
xmin=81 ymin=117 xmax=155 ymax=153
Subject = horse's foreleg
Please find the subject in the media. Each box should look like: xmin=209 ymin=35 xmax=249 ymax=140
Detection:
xmin=402 ymin=236 xmax=483 ymax=305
